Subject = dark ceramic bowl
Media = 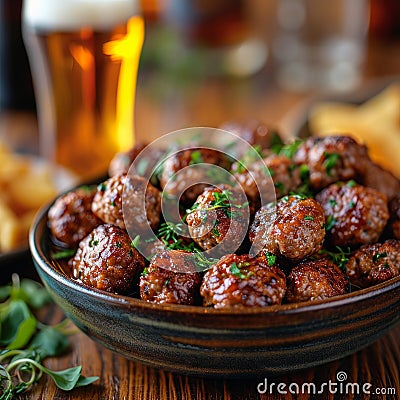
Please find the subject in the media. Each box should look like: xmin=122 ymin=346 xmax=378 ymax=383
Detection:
xmin=30 ymin=201 xmax=400 ymax=378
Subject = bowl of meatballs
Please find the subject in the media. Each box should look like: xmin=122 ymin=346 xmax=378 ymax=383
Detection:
xmin=30 ymin=124 xmax=400 ymax=378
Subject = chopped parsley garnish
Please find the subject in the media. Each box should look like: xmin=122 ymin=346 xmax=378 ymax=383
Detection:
xmin=373 ymin=252 xmax=387 ymax=263
xmin=347 ymin=180 xmax=357 ymax=188
xmin=325 ymin=215 xmax=336 ymax=231
xmin=329 ymin=198 xmax=337 ymax=207
xmin=304 ymin=215 xmax=314 ymax=221
xmin=230 ymin=262 xmax=246 ymax=279
xmin=189 ymin=150 xmax=203 ymax=165
xmin=273 ymin=139 xmax=302 ymax=159
xmin=89 ymin=238 xmax=99 ymax=247
xmin=281 ymin=193 xmax=309 ymax=202
xmin=141 ymin=267 xmax=148 ymax=276
xmin=157 ymin=222 xmax=184 ymax=242
xmin=192 ymin=250 xmax=218 ymax=271
xmin=269 ymin=132 xmax=285 ymax=153
xmin=51 ymin=249 xmax=76 ymax=260
xmin=298 ymin=164 xmax=309 ymax=181
xmin=130 ymin=235 xmax=140 ymax=249
xmin=264 ymin=251 xmax=276 ymax=266
xmin=115 ymin=241 xmax=122 ymax=248
xmin=136 ymin=158 xmax=149 ymax=176
xmin=156 ymin=222 xmax=200 ymax=253
xmin=186 ymin=189 xmax=247 ymax=220
xmin=293 ymin=164 xmax=313 ymax=197
xmin=98 ymin=182 xmax=107 ymax=192
xmin=79 ymin=185 xmax=95 ymax=192
xmin=274 ymin=181 xmax=285 ymax=193
xmin=234 ymin=145 xmax=264 ymax=173
xmin=348 ymin=201 xmax=356 ymax=209
xmin=317 ymin=246 xmax=351 ymax=272
xmin=323 ymin=152 xmax=340 ymax=177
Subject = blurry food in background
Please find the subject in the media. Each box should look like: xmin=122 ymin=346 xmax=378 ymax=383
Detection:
xmin=271 ymin=0 xmax=369 ymax=92
xmin=308 ymin=83 xmax=400 ymax=177
xmin=369 ymin=0 xmax=400 ymax=40
xmin=0 ymin=143 xmax=76 ymax=253
xmin=0 ymin=0 xmax=35 ymax=110
xmin=22 ymin=0 xmax=144 ymax=179
xmin=144 ymin=0 xmax=267 ymax=77
xmin=219 ymin=120 xmax=283 ymax=151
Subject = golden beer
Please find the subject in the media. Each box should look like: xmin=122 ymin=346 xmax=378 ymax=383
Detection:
xmin=23 ymin=0 xmax=144 ymax=179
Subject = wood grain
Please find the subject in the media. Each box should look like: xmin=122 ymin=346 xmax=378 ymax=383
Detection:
xmin=12 ymin=303 xmax=399 ymax=400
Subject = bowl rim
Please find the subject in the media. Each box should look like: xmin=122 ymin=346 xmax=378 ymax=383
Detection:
xmin=29 ymin=200 xmax=400 ymax=317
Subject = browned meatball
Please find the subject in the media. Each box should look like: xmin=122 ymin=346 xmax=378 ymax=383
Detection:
xmin=186 ymin=186 xmax=249 ymax=255
xmin=346 ymin=239 xmax=400 ymax=288
xmin=388 ymin=196 xmax=400 ymax=239
xmin=286 ymin=259 xmax=348 ymax=303
xmin=315 ymin=182 xmax=389 ymax=247
xmin=219 ymin=120 xmax=282 ymax=151
xmin=159 ymin=148 xmax=232 ymax=205
xmin=294 ymin=135 xmax=368 ymax=190
xmin=92 ymin=173 xmax=161 ymax=231
xmin=200 ymin=254 xmax=286 ymax=308
xmin=108 ymin=143 xmax=147 ymax=177
xmin=249 ymin=195 xmax=325 ymax=263
xmin=232 ymin=154 xmax=301 ymax=206
xmin=70 ymin=224 xmax=146 ymax=294
xmin=48 ymin=186 xmax=102 ymax=247
xmin=139 ymin=250 xmax=202 ymax=305
xmin=360 ymin=160 xmax=400 ymax=202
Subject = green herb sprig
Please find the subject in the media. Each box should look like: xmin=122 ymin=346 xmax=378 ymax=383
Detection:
xmin=233 ymin=145 xmax=264 ymax=174
xmin=186 ymin=190 xmax=248 ymax=220
xmin=316 ymin=246 xmax=351 ymax=272
xmin=0 ymin=275 xmax=98 ymax=398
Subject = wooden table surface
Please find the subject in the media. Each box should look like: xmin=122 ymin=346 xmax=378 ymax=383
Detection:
xmin=1 ymin=26 xmax=400 ymax=400
xmin=12 ymin=302 xmax=398 ymax=400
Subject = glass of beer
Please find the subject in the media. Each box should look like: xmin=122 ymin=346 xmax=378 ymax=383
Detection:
xmin=22 ymin=0 xmax=144 ymax=179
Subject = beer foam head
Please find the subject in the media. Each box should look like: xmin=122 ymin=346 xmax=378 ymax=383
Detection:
xmin=23 ymin=0 xmax=140 ymax=31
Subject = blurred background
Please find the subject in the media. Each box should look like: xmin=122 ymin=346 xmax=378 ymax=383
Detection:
xmin=0 ymin=0 xmax=400 ymax=148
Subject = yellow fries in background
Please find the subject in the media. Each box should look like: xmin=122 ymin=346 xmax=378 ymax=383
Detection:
xmin=0 ymin=143 xmax=58 ymax=252
xmin=309 ymin=83 xmax=400 ymax=177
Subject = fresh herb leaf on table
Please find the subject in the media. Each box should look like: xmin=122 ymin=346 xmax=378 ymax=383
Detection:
xmin=0 ymin=274 xmax=98 ymax=398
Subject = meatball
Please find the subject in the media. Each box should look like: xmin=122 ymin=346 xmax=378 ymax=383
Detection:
xmin=249 ymin=195 xmax=325 ymax=263
xmin=139 ymin=250 xmax=202 ymax=305
xmin=186 ymin=186 xmax=249 ymax=255
xmin=48 ymin=186 xmax=102 ymax=247
xmin=219 ymin=120 xmax=283 ymax=152
xmin=232 ymin=154 xmax=301 ymax=206
xmin=388 ymin=196 xmax=400 ymax=239
xmin=360 ymin=160 xmax=400 ymax=202
xmin=346 ymin=239 xmax=400 ymax=288
xmin=92 ymin=173 xmax=161 ymax=231
xmin=70 ymin=224 xmax=146 ymax=294
xmin=286 ymin=259 xmax=348 ymax=303
xmin=159 ymin=148 xmax=232 ymax=205
xmin=200 ymin=253 xmax=286 ymax=308
xmin=294 ymin=135 xmax=368 ymax=190
xmin=315 ymin=182 xmax=389 ymax=247
xmin=108 ymin=143 xmax=147 ymax=177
